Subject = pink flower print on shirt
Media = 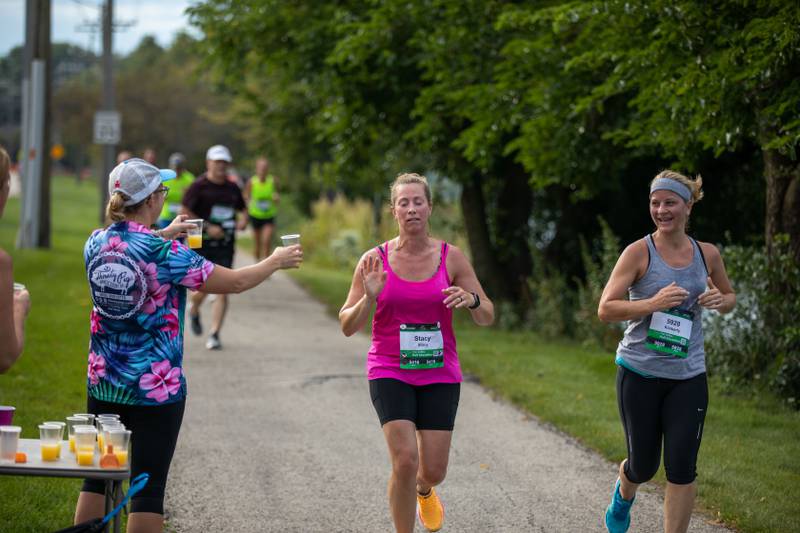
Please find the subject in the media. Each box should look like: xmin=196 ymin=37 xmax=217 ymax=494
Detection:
xmin=179 ymin=263 xmax=212 ymax=290
xmin=139 ymin=360 xmax=182 ymax=403
xmin=161 ymin=309 xmax=180 ymax=339
xmin=90 ymin=310 xmax=104 ymax=334
xmin=141 ymin=281 xmax=171 ymax=314
xmin=100 ymin=235 xmax=128 ymax=253
xmin=88 ymin=351 xmax=107 ymax=385
xmin=137 ymin=260 xmax=159 ymax=285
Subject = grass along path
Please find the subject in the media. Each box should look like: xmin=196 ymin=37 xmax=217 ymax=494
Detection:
xmin=289 ymin=263 xmax=800 ymax=533
xmin=0 ymin=177 xmax=107 ymax=531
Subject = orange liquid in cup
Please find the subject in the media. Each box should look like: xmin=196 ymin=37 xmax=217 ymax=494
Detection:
xmin=114 ymin=449 xmax=128 ymax=466
xmin=188 ymin=235 xmax=202 ymax=248
xmin=40 ymin=443 xmax=60 ymax=461
xmin=76 ymin=445 xmax=94 ymax=466
xmin=69 ymin=436 xmax=76 ymax=453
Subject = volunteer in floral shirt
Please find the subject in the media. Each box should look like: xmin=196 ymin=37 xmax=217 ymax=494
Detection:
xmin=74 ymin=158 xmax=303 ymax=532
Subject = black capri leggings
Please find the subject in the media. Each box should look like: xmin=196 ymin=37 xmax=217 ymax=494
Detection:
xmin=81 ymin=397 xmax=185 ymax=514
xmin=616 ymin=366 xmax=708 ymax=485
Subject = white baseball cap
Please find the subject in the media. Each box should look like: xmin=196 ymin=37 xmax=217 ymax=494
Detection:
xmin=108 ymin=158 xmax=176 ymax=206
xmin=206 ymin=144 xmax=232 ymax=162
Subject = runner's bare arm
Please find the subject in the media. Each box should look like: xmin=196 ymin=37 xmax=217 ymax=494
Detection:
xmin=0 ymin=251 xmax=28 ymax=373
xmin=201 ymin=245 xmax=302 ymax=294
xmin=444 ymin=245 xmax=494 ymax=326
xmin=339 ymin=250 xmax=384 ymax=337
xmin=598 ymin=240 xmax=687 ymax=322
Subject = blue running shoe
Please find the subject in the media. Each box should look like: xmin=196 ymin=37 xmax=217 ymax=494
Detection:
xmin=605 ymin=477 xmax=634 ymax=533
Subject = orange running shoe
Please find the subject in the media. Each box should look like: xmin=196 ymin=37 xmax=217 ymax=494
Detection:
xmin=417 ymin=487 xmax=444 ymax=532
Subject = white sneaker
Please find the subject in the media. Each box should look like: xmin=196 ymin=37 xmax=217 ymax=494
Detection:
xmin=205 ymin=334 xmax=222 ymax=350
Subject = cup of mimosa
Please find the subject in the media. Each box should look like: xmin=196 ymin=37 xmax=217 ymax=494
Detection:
xmin=186 ymin=219 xmax=204 ymax=249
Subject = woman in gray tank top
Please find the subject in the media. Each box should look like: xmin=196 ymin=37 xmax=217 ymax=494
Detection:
xmin=597 ymin=170 xmax=736 ymax=533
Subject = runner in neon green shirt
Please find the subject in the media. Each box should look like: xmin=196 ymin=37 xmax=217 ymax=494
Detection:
xmin=157 ymin=153 xmax=196 ymax=228
xmin=244 ymin=156 xmax=280 ymax=260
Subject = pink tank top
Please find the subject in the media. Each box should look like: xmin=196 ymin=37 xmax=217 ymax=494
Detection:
xmin=367 ymin=241 xmax=462 ymax=385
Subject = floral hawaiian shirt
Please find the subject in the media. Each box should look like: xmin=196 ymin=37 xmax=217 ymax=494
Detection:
xmin=84 ymin=221 xmax=215 ymax=406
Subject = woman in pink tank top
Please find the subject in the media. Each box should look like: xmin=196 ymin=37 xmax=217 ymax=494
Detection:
xmin=340 ymin=173 xmax=494 ymax=533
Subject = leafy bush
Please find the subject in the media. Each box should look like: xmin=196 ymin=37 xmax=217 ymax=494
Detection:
xmin=704 ymin=236 xmax=800 ymax=405
xmin=574 ymin=218 xmax=625 ymax=350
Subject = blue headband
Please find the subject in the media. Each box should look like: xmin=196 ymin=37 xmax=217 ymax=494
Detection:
xmin=650 ymin=178 xmax=691 ymax=203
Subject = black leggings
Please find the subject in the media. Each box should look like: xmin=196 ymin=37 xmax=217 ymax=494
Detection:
xmin=616 ymin=366 xmax=708 ymax=485
xmin=81 ymin=397 xmax=185 ymax=514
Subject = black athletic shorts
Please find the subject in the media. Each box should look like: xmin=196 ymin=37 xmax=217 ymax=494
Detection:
xmin=197 ymin=246 xmax=234 ymax=268
xmin=250 ymin=216 xmax=275 ymax=230
xmin=81 ymin=397 xmax=185 ymax=515
xmin=369 ymin=378 xmax=460 ymax=431
xmin=616 ymin=366 xmax=708 ymax=485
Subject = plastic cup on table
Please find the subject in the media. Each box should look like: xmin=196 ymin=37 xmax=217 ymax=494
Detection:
xmin=0 ymin=426 xmax=21 ymax=462
xmin=0 ymin=406 xmax=14 ymax=426
xmin=280 ymin=234 xmax=300 ymax=247
xmin=74 ymin=426 xmax=98 ymax=466
xmin=39 ymin=424 xmax=62 ymax=462
xmin=66 ymin=416 xmax=89 ymax=453
xmin=107 ymin=429 xmax=131 ymax=466
xmin=100 ymin=421 xmax=124 ymax=453
xmin=73 ymin=413 xmax=96 ymax=427
xmin=186 ymin=219 xmax=204 ymax=249
xmin=95 ymin=416 xmax=120 ymax=451
xmin=43 ymin=421 xmax=66 ymax=458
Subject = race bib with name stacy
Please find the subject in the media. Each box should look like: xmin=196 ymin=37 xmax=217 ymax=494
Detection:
xmin=646 ymin=308 xmax=693 ymax=358
xmin=399 ymin=323 xmax=444 ymax=369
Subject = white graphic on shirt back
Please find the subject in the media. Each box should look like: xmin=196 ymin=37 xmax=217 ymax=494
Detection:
xmin=88 ymin=251 xmax=147 ymax=320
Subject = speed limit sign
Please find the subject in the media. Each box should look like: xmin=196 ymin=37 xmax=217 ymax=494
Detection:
xmin=93 ymin=111 xmax=121 ymax=145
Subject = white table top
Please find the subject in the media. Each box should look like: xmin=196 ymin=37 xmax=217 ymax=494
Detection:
xmin=0 ymin=438 xmax=129 ymax=480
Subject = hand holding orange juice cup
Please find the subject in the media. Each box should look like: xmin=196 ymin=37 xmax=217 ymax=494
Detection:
xmin=186 ymin=219 xmax=203 ymax=249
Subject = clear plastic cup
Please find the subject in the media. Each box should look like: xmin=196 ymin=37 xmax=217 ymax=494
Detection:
xmin=73 ymin=413 xmax=96 ymax=427
xmin=39 ymin=424 xmax=62 ymax=462
xmin=0 ymin=426 xmax=21 ymax=462
xmin=66 ymin=416 xmax=89 ymax=453
xmin=43 ymin=421 xmax=66 ymax=458
xmin=280 ymin=234 xmax=300 ymax=247
xmin=107 ymin=429 xmax=131 ymax=466
xmin=186 ymin=219 xmax=203 ymax=249
xmin=74 ymin=426 xmax=98 ymax=466
xmin=100 ymin=421 xmax=124 ymax=453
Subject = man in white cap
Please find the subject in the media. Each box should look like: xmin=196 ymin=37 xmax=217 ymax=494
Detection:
xmin=181 ymin=145 xmax=248 ymax=349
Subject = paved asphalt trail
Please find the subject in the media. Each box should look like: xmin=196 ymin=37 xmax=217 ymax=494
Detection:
xmin=165 ymin=258 xmax=731 ymax=532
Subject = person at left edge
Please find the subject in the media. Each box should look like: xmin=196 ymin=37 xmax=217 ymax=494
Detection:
xmin=74 ymin=158 xmax=302 ymax=532
xmin=156 ymin=152 xmax=195 ymax=229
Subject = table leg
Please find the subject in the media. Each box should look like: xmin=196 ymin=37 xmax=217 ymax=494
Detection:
xmin=111 ymin=480 xmax=123 ymax=533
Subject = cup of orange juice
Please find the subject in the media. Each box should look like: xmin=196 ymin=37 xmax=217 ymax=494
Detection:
xmin=186 ymin=219 xmax=203 ymax=249
xmin=66 ymin=416 xmax=89 ymax=453
xmin=39 ymin=424 xmax=62 ymax=461
xmin=43 ymin=421 xmax=66 ymax=458
xmin=74 ymin=426 xmax=97 ymax=466
xmin=107 ymin=429 xmax=131 ymax=466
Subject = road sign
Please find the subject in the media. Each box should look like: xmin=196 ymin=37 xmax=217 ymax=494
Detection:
xmin=93 ymin=110 xmax=121 ymax=145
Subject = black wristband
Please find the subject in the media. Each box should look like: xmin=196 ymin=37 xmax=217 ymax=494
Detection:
xmin=468 ymin=292 xmax=480 ymax=309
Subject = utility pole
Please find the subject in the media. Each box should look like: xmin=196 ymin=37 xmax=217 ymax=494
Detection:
xmin=99 ymin=0 xmax=115 ymax=224
xmin=17 ymin=0 xmax=51 ymax=249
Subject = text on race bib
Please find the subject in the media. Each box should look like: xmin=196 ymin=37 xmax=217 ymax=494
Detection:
xmin=646 ymin=308 xmax=693 ymax=358
xmin=399 ymin=323 xmax=444 ymax=370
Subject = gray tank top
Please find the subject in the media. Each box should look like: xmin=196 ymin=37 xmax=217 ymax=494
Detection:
xmin=616 ymin=234 xmax=709 ymax=379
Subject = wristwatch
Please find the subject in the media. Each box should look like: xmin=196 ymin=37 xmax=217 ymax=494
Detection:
xmin=468 ymin=292 xmax=481 ymax=309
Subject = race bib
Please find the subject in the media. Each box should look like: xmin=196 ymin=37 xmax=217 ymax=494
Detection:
xmin=646 ymin=309 xmax=693 ymax=358
xmin=400 ymin=323 xmax=444 ymax=369
xmin=87 ymin=251 xmax=148 ymax=320
xmin=257 ymin=200 xmax=272 ymax=211
xmin=209 ymin=205 xmax=235 ymax=223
